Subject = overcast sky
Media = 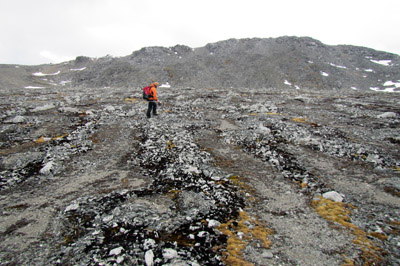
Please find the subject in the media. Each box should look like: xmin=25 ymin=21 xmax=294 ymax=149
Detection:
xmin=1 ymin=0 xmax=400 ymax=65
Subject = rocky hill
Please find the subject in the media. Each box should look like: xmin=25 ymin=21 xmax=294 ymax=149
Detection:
xmin=0 ymin=37 xmax=400 ymax=266
xmin=1 ymin=36 xmax=400 ymax=91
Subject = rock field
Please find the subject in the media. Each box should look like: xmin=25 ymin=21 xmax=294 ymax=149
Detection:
xmin=0 ymin=83 xmax=399 ymax=266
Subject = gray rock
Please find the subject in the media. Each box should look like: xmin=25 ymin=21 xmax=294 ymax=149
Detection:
xmin=261 ymin=250 xmax=274 ymax=258
xmin=4 ymin=115 xmax=26 ymax=124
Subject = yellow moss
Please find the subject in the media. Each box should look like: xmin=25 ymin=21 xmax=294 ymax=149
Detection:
xmin=52 ymin=133 xmax=69 ymax=140
xmin=218 ymin=211 xmax=273 ymax=265
xmin=266 ymin=112 xmax=281 ymax=115
xmin=312 ymin=198 xmax=355 ymax=229
xmin=35 ymin=136 xmax=46 ymax=144
xmin=229 ymin=175 xmax=240 ymax=185
xmin=368 ymin=232 xmax=388 ymax=241
xmin=248 ymin=113 xmax=258 ymax=116
xmin=342 ymin=257 xmax=355 ymax=266
xmin=219 ymin=176 xmax=273 ymax=264
xmin=292 ymin=117 xmax=308 ymax=123
xmin=166 ymin=140 xmax=175 ymax=149
xmin=35 ymin=133 xmax=69 ymax=144
xmin=228 ymin=176 xmax=256 ymax=201
xmin=389 ymin=221 xmax=400 ymax=226
xmin=292 ymin=117 xmax=318 ymax=127
xmin=312 ymin=197 xmax=385 ymax=265
xmin=166 ymin=189 xmax=181 ymax=199
xmin=124 ymin=98 xmax=137 ymax=102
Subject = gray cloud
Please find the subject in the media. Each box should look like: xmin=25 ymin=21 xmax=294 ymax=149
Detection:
xmin=1 ymin=0 xmax=400 ymax=65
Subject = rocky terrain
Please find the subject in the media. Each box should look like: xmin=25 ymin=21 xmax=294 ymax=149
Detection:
xmin=0 ymin=37 xmax=400 ymax=265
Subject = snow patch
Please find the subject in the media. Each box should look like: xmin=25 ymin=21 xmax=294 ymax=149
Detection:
xmin=370 ymin=59 xmax=392 ymax=66
xmin=32 ymin=71 xmax=60 ymax=76
xmin=320 ymin=71 xmax=329 ymax=77
xmin=383 ymin=81 xmax=400 ymax=88
xmin=60 ymin=80 xmax=71 ymax=85
xmin=329 ymin=63 xmax=347 ymax=69
xmin=24 ymin=86 xmax=46 ymax=89
xmin=159 ymin=82 xmax=171 ymax=89
xmin=370 ymin=87 xmax=400 ymax=93
xmin=284 ymin=80 xmax=292 ymax=86
xmin=70 ymin=67 xmax=86 ymax=71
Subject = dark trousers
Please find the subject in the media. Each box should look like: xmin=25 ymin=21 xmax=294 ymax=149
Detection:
xmin=147 ymin=101 xmax=157 ymax=118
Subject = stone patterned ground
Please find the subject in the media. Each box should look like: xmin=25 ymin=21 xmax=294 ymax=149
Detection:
xmin=1 ymin=85 xmax=399 ymax=265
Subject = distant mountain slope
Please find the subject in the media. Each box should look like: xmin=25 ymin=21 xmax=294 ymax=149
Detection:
xmin=1 ymin=36 xmax=400 ymax=91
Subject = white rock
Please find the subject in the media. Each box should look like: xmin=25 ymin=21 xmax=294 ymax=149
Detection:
xmin=116 ymin=256 xmax=124 ymax=263
xmin=207 ymin=219 xmax=221 ymax=228
xmin=59 ymin=107 xmax=80 ymax=113
xmin=92 ymin=230 xmax=101 ymax=235
xmin=197 ymin=231 xmax=208 ymax=237
xmin=322 ymin=191 xmax=343 ymax=202
xmin=143 ymin=239 xmax=156 ymax=250
xmin=162 ymin=248 xmax=178 ymax=259
xmin=256 ymin=123 xmax=271 ymax=134
xmin=102 ymin=215 xmax=113 ymax=223
xmin=65 ymin=203 xmax=79 ymax=212
xmin=32 ymin=104 xmax=55 ymax=112
xmin=109 ymin=247 xmax=124 ymax=256
xmin=104 ymin=105 xmax=115 ymax=112
xmin=366 ymin=154 xmax=382 ymax=164
xmin=211 ymin=176 xmax=222 ymax=181
xmin=39 ymin=161 xmax=54 ymax=175
xmin=377 ymin=112 xmax=397 ymax=118
xmin=145 ymin=250 xmax=154 ymax=266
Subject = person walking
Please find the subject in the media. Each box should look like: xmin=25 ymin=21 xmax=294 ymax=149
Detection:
xmin=146 ymin=82 xmax=159 ymax=118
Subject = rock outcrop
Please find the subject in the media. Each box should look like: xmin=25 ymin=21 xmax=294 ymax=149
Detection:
xmin=1 ymin=36 xmax=400 ymax=91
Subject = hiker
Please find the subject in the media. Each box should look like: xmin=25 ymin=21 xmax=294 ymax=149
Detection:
xmin=146 ymin=82 xmax=159 ymax=118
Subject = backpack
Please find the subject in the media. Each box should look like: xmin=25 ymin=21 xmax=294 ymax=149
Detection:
xmin=142 ymin=86 xmax=151 ymax=100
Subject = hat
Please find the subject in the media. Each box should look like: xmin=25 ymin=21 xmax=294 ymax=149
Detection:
xmin=153 ymin=82 xmax=159 ymax=87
